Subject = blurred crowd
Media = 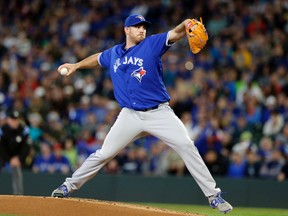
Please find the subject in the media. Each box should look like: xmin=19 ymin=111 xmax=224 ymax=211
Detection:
xmin=1 ymin=0 xmax=288 ymax=181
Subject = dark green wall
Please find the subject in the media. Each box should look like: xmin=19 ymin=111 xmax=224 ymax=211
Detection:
xmin=0 ymin=171 xmax=287 ymax=209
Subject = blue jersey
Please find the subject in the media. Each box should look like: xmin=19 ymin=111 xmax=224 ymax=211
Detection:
xmin=99 ymin=32 xmax=172 ymax=110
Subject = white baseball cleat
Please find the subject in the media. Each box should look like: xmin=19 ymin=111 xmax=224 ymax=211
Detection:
xmin=51 ymin=184 xmax=70 ymax=198
xmin=208 ymin=192 xmax=233 ymax=213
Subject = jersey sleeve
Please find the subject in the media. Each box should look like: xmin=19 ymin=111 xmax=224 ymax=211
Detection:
xmin=98 ymin=47 xmax=113 ymax=68
xmin=147 ymin=32 xmax=172 ymax=57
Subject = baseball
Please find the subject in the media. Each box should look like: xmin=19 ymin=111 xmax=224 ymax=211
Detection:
xmin=60 ymin=67 xmax=69 ymax=75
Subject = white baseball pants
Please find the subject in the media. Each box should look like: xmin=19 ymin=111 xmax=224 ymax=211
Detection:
xmin=64 ymin=103 xmax=221 ymax=197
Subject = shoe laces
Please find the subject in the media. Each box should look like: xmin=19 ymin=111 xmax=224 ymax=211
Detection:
xmin=58 ymin=185 xmax=68 ymax=193
xmin=210 ymin=192 xmax=226 ymax=207
xmin=215 ymin=193 xmax=226 ymax=204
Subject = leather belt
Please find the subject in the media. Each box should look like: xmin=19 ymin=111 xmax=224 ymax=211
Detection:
xmin=136 ymin=102 xmax=168 ymax=112
xmin=138 ymin=105 xmax=159 ymax=112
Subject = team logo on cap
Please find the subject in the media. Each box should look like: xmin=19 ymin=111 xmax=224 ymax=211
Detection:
xmin=131 ymin=67 xmax=146 ymax=82
xmin=136 ymin=15 xmax=145 ymax=21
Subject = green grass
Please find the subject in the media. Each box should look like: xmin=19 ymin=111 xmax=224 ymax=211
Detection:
xmin=0 ymin=215 xmax=17 ymax=216
xmin=141 ymin=203 xmax=288 ymax=216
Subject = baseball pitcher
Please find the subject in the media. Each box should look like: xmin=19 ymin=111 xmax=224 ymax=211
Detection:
xmin=51 ymin=14 xmax=232 ymax=213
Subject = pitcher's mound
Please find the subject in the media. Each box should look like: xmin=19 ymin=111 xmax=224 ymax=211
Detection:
xmin=0 ymin=195 xmax=203 ymax=216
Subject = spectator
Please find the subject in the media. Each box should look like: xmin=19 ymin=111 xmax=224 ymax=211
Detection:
xmin=122 ymin=148 xmax=140 ymax=175
xmin=51 ymin=143 xmax=71 ymax=174
xmin=62 ymin=138 xmax=78 ymax=171
xmin=43 ymin=111 xmax=66 ymax=144
xmin=104 ymin=159 xmax=120 ymax=174
xmin=262 ymin=109 xmax=284 ymax=137
xmin=163 ymin=148 xmax=185 ymax=176
xmin=121 ymin=147 xmax=149 ymax=175
xmin=232 ymin=131 xmax=257 ymax=158
xmin=27 ymin=112 xmax=43 ymax=151
xmin=231 ymin=114 xmax=252 ymax=144
xmin=233 ymin=42 xmax=252 ymax=70
xmin=135 ymin=147 xmax=149 ymax=175
xmin=259 ymin=150 xmax=285 ymax=180
xmin=32 ymin=141 xmax=54 ymax=174
xmin=261 ymin=95 xmax=277 ymax=123
xmin=226 ymin=152 xmax=246 ymax=178
xmin=203 ymin=149 xmax=228 ymax=177
xmin=257 ymin=136 xmax=274 ymax=161
xmin=244 ymin=151 xmax=261 ymax=178
xmin=76 ymin=128 xmax=101 ymax=155
xmin=195 ymin=117 xmax=223 ymax=156
xmin=242 ymin=95 xmax=262 ymax=125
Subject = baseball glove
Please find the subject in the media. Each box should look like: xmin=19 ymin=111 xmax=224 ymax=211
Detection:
xmin=186 ymin=18 xmax=208 ymax=54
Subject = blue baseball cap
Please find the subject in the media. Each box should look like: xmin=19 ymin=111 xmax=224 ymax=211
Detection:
xmin=124 ymin=14 xmax=151 ymax=27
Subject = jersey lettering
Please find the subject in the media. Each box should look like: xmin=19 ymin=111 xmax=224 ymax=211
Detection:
xmin=123 ymin=56 xmax=143 ymax=66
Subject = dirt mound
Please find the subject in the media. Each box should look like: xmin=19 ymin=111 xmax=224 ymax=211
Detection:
xmin=0 ymin=195 xmax=203 ymax=216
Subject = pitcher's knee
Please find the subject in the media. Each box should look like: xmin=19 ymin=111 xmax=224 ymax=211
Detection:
xmin=177 ymin=139 xmax=196 ymax=152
